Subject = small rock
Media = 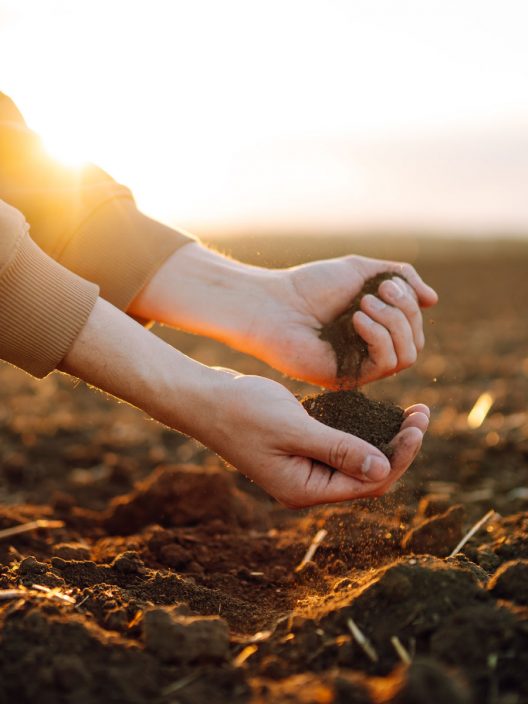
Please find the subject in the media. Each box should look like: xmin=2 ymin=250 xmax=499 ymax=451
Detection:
xmin=143 ymin=608 xmax=229 ymax=663
xmin=19 ymin=556 xmax=46 ymax=575
xmin=488 ymin=559 xmax=528 ymax=604
xmin=402 ymin=505 xmax=466 ymax=557
xmin=111 ymin=551 xmax=145 ymax=574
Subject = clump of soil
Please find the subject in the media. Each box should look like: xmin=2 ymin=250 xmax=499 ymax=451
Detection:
xmin=319 ymin=272 xmax=403 ymax=379
xmin=401 ymin=505 xmax=466 ymax=557
xmin=302 ymin=390 xmax=404 ymax=455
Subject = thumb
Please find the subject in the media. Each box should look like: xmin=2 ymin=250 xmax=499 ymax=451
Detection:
xmin=300 ymin=418 xmax=391 ymax=482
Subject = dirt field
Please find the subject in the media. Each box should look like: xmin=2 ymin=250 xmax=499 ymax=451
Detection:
xmin=0 ymin=236 xmax=527 ymax=704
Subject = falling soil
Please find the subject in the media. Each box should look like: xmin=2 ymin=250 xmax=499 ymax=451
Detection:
xmin=302 ymin=390 xmax=404 ymax=456
xmin=319 ymin=272 xmax=403 ymax=379
xmin=1 ymin=244 xmax=528 ymax=703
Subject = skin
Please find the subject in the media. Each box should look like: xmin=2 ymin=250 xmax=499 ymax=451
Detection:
xmin=58 ymin=243 xmax=437 ymax=508
xmin=59 ymin=298 xmax=430 ymax=508
xmin=129 ymin=243 xmax=438 ymax=388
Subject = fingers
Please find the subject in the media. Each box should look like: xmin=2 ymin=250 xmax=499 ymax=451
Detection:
xmin=378 ymin=278 xmax=425 ymax=351
xmin=359 ymin=294 xmax=418 ymax=368
xmin=385 ymin=426 xmax=424 ymax=485
xmin=401 ymin=410 xmax=430 ymax=433
xmin=352 ymin=310 xmax=398 ymax=377
xmin=279 ymin=407 xmax=428 ymax=508
xmin=358 ymin=258 xmax=438 ymax=308
xmin=300 ymin=418 xmax=391 ymax=482
xmin=387 ymin=262 xmax=438 ymax=308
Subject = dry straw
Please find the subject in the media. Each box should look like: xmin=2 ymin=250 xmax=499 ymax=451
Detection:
xmin=347 ymin=617 xmax=378 ymax=663
xmin=295 ymin=528 xmax=328 ymax=572
xmin=449 ymin=508 xmax=497 ymax=558
xmin=0 ymin=519 xmax=64 ymax=541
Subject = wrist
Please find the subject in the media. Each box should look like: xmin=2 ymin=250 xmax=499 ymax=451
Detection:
xmin=128 ymin=242 xmax=279 ymax=346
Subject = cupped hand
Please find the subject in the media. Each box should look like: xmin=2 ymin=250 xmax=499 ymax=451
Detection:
xmin=251 ymin=255 xmax=438 ymax=388
xmin=200 ymin=371 xmax=429 ymax=508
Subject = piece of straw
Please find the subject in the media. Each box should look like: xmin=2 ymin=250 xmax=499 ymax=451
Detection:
xmin=449 ymin=509 xmax=497 ymax=558
xmin=0 ymin=519 xmax=65 ymax=541
xmin=161 ymin=672 xmax=201 ymax=697
xmin=0 ymin=589 xmax=27 ymax=601
xmin=391 ymin=635 xmax=411 ymax=665
xmin=31 ymin=584 xmax=76 ymax=604
xmin=295 ymin=529 xmax=328 ymax=572
xmin=233 ymin=644 xmax=258 ymax=668
xmin=347 ymin=617 xmax=378 ymax=663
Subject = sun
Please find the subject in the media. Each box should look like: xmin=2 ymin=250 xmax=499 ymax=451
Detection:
xmin=42 ymin=129 xmax=89 ymax=168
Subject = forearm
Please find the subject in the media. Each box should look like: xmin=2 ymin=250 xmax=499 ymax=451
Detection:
xmin=128 ymin=242 xmax=278 ymax=346
xmin=58 ymin=297 xmax=220 ymax=439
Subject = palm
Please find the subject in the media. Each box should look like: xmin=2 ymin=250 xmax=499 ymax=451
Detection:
xmin=255 ymin=258 xmax=375 ymax=387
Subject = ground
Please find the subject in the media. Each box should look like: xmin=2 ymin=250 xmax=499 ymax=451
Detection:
xmin=0 ymin=236 xmax=527 ymax=704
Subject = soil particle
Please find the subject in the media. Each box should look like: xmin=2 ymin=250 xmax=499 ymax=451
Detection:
xmin=319 ymin=272 xmax=403 ymax=379
xmin=487 ymin=559 xmax=528 ymax=604
xmin=143 ymin=608 xmax=230 ymax=663
xmin=401 ymin=505 xmax=466 ymax=557
xmin=302 ymin=390 xmax=404 ymax=455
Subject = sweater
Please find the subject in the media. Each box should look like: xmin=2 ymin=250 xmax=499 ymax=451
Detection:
xmin=0 ymin=93 xmax=192 ymax=377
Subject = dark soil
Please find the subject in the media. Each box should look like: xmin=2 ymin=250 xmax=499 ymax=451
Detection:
xmin=319 ymin=273 xmax=402 ymax=379
xmin=1 ymin=242 xmax=528 ymax=703
xmin=302 ymin=390 xmax=404 ymax=455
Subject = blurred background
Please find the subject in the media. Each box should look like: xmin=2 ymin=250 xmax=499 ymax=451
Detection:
xmin=1 ymin=0 xmax=527 ymax=241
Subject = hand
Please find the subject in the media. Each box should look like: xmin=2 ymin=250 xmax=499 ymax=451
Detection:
xmin=198 ymin=371 xmax=430 ymax=508
xmin=250 ymin=255 xmax=438 ymax=388
xmin=60 ymin=299 xmax=429 ymax=509
xmin=129 ymin=245 xmax=438 ymax=389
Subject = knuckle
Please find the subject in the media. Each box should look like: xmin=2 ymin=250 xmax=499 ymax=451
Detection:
xmin=400 ymin=345 xmax=418 ymax=368
xmin=400 ymin=262 xmax=416 ymax=278
xmin=328 ymin=436 xmax=352 ymax=472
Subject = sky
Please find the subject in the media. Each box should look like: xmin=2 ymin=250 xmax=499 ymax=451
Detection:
xmin=1 ymin=0 xmax=527 ymax=236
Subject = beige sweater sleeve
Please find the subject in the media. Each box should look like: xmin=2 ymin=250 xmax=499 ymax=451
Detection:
xmin=0 ymin=93 xmax=193 ymax=312
xmin=0 ymin=93 xmax=194 ymax=377
xmin=0 ymin=200 xmax=99 ymax=377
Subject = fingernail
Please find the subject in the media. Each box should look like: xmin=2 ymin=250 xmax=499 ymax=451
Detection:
xmin=384 ymin=280 xmax=404 ymax=300
xmin=355 ymin=310 xmax=375 ymax=326
xmin=365 ymin=294 xmax=386 ymax=311
xmin=362 ymin=455 xmax=391 ymax=481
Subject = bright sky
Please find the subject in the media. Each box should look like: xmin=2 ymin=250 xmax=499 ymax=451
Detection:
xmin=1 ymin=0 xmax=527 ymax=235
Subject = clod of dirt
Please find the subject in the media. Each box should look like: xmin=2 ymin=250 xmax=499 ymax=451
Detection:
xmin=302 ymin=390 xmax=404 ymax=455
xmin=401 ymin=505 xmax=466 ymax=557
xmin=319 ymin=272 xmax=404 ymax=379
xmin=376 ymin=659 xmax=471 ymax=704
xmin=488 ymin=559 xmax=528 ymax=604
xmin=51 ymin=542 xmax=91 ymax=561
xmin=104 ymin=464 xmax=270 ymax=535
xmin=142 ymin=608 xmax=230 ymax=663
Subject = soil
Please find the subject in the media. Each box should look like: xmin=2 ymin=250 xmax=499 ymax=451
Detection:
xmin=1 ymin=241 xmax=528 ymax=704
xmin=302 ymin=390 xmax=404 ymax=456
xmin=318 ymin=272 xmax=402 ymax=379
